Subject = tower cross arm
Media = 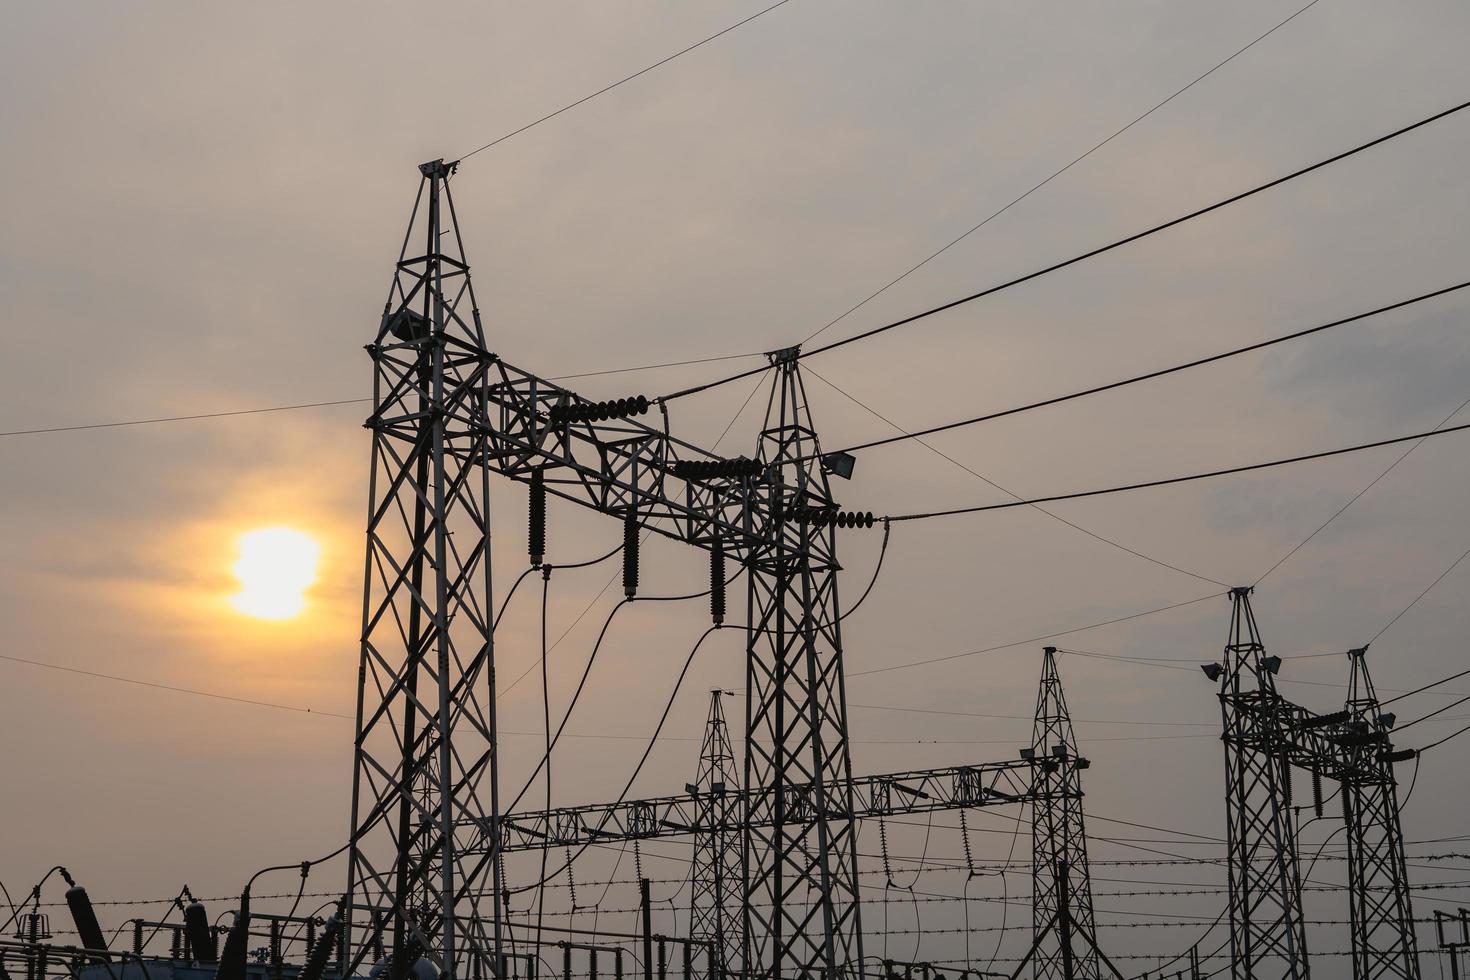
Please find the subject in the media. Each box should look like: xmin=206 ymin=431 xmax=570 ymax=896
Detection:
xmin=464 ymin=759 xmax=1048 ymax=854
xmin=452 ymin=355 xmax=812 ymax=560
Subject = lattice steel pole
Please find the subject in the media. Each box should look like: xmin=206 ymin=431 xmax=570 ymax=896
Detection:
xmin=345 ymin=159 xmax=504 ymax=980
xmin=1030 ymin=647 xmax=1100 ymax=980
xmin=741 ymin=349 xmax=863 ymax=980
xmin=691 ymin=691 xmax=740 ymax=980
xmin=1212 ymin=588 xmax=1309 ymax=980
xmin=1342 ymin=647 xmax=1420 ymax=980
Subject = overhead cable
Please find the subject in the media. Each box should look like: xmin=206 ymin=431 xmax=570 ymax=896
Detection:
xmin=661 ymin=96 xmax=1470 ymax=403
xmin=886 ymin=420 xmax=1470 ymax=523
xmin=828 ymin=280 xmax=1470 ymax=456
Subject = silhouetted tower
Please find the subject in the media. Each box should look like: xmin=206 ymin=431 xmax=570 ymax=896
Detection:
xmin=691 ymin=690 xmax=740 ymax=979
xmin=1341 ymin=647 xmax=1420 ymax=979
xmin=345 ymin=159 xmax=503 ymax=979
xmin=1030 ymin=646 xmax=1100 ymax=980
xmin=1212 ymin=588 xmax=1309 ymax=980
xmin=741 ymin=349 xmax=863 ymax=980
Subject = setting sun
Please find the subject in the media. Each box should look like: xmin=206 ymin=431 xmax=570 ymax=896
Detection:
xmin=230 ymin=527 xmax=320 ymax=621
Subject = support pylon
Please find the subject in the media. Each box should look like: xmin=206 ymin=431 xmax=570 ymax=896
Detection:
xmin=1213 ymin=588 xmax=1309 ymax=980
xmin=691 ymin=690 xmax=740 ymax=980
xmin=741 ymin=349 xmax=864 ymax=979
xmin=1342 ymin=647 xmax=1420 ymax=979
xmin=1030 ymin=647 xmax=1100 ymax=979
xmin=345 ymin=159 xmax=504 ymax=980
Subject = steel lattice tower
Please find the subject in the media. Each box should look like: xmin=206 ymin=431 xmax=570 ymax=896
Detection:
xmin=1214 ymin=588 xmax=1309 ymax=980
xmin=742 ymin=351 xmax=864 ymax=980
xmin=345 ymin=160 xmax=504 ymax=980
xmin=1342 ymin=647 xmax=1420 ymax=979
xmin=1030 ymin=647 xmax=1100 ymax=980
xmin=691 ymin=690 xmax=741 ymax=980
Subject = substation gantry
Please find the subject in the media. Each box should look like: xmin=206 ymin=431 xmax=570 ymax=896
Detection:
xmin=1205 ymin=588 xmax=1420 ymax=980
xmin=340 ymin=160 xmax=1076 ymax=980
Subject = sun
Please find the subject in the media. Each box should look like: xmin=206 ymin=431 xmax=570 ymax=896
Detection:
xmin=229 ymin=527 xmax=320 ymax=621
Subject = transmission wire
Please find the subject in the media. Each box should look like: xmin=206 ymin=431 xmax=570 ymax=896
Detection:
xmin=662 ymin=96 xmax=1470 ymax=402
xmin=886 ymin=420 xmax=1470 ymax=523
xmin=800 ymin=0 xmax=1324 ymax=347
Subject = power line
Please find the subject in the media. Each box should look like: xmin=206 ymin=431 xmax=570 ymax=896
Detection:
xmin=661 ymin=96 xmax=1470 ymax=402
xmin=551 ymin=352 xmax=762 ymax=382
xmin=801 ymin=364 xmax=1229 ymax=588
xmin=826 ymin=280 xmax=1470 ymax=457
xmin=798 ymin=0 xmax=1323 ymax=347
xmin=847 ymin=591 xmax=1224 ymax=679
xmin=1254 ymin=392 xmax=1470 ymax=586
xmin=0 ymin=354 xmax=768 ymax=440
xmin=0 ymin=398 xmax=371 ymax=438
xmin=1383 ymin=667 xmax=1470 ymax=707
xmin=1417 ymin=718 xmax=1470 ymax=754
xmin=0 ymin=652 xmax=354 ymax=719
xmin=459 ymin=0 xmax=795 ymax=162
xmin=1368 ymin=542 xmax=1470 ymax=644
xmin=1062 ymin=645 xmax=1470 ymax=704
xmin=886 ymin=420 xmax=1470 ymax=523
xmin=1396 ymin=694 xmax=1470 ymax=733
xmin=847 ymin=701 xmax=1214 ymax=729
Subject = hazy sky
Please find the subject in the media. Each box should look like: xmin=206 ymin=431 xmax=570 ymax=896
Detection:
xmin=3 ymin=1 xmax=1470 ymax=973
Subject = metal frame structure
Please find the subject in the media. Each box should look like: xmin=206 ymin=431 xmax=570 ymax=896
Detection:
xmin=344 ymin=162 xmax=901 ymax=980
xmin=1208 ymin=590 xmax=1420 ymax=980
xmin=690 ymin=692 xmax=741 ymax=980
xmin=337 ymin=162 xmax=1425 ymax=980
xmin=346 ymin=160 xmax=504 ymax=980
xmin=1213 ymin=588 xmax=1311 ymax=980
xmin=1341 ymin=648 xmax=1419 ymax=979
xmin=1029 ymin=647 xmax=1101 ymax=980
xmin=471 ymin=760 xmax=1046 ymax=854
xmin=741 ymin=353 xmax=862 ymax=980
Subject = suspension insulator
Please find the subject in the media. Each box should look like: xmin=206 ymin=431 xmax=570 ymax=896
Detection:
xmin=671 ymin=457 xmax=764 ymax=482
xmin=710 ymin=540 xmax=726 ymax=626
xmin=1311 ymin=770 xmax=1324 ymax=818
xmin=184 ymin=900 xmax=216 ymax=961
xmin=1296 ymin=709 xmax=1350 ymax=730
xmin=791 ymin=507 xmax=877 ymax=529
xmin=623 ymin=510 xmax=639 ymax=598
xmin=1341 ymin=785 xmax=1352 ymax=822
xmin=529 ymin=468 xmax=546 ymax=567
xmin=549 ymin=394 xmax=651 ymax=426
xmin=1282 ymin=764 xmax=1293 ymax=809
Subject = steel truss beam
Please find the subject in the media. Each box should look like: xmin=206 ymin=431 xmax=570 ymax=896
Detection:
xmin=1209 ymin=590 xmax=1420 ymax=980
xmin=741 ymin=356 xmax=859 ymax=980
xmin=346 ymin=160 xmax=504 ymax=980
xmin=350 ymin=162 xmax=1000 ymax=980
xmin=1030 ymin=647 xmax=1102 ymax=980
xmin=1342 ymin=648 xmax=1419 ymax=980
xmin=1214 ymin=588 xmax=1311 ymax=980
xmin=467 ymin=759 xmax=1049 ymax=854
xmin=690 ymin=692 xmax=741 ymax=980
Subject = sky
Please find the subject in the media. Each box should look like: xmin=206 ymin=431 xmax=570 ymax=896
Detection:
xmin=2 ymin=1 xmax=1469 ymax=974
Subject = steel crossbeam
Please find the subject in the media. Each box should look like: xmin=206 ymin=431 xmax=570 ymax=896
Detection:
xmin=465 ymin=759 xmax=1049 ymax=855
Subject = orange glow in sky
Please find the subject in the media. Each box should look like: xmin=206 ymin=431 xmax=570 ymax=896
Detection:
xmin=229 ymin=527 xmax=320 ymax=621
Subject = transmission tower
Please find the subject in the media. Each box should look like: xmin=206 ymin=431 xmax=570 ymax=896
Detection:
xmin=741 ymin=350 xmax=864 ymax=980
xmin=1212 ymin=587 xmax=1309 ymax=980
xmin=1030 ymin=647 xmax=1100 ymax=980
xmin=1341 ymin=647 xmax=1420 ymax=979
xmin=690 ymin=690 xmax=740 ymax=980
xmin=345 ymin=159 xmax=504 ymax=980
